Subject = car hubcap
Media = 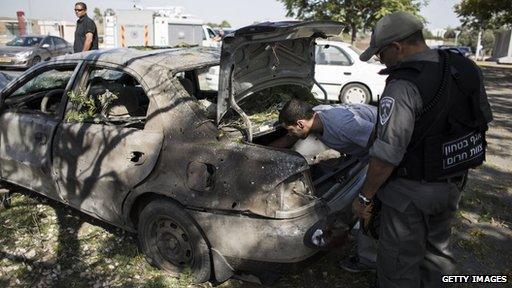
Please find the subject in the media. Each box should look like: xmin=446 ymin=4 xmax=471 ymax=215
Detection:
xmin=344 ymin=87 xmax=367 ymax=104
xmin=152 ymin=218 xmax=193 ymax=268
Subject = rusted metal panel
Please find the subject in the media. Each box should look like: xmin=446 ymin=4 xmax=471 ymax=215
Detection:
xmin=52 ymin=122 xmax=163 ymax=224
xmin=0 ymin=111 xmax=60 ymax=199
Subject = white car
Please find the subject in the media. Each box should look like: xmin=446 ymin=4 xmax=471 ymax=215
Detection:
xmin=206 ymin=40 xmax=386 ymax=104
xmin=312 ymin=40 xmax=386 ymax=103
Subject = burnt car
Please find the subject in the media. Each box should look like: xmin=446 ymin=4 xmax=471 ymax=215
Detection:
xmin=0 ymin=35 xmax=73 ymax=69
xmin=0 ymin=21 xmax=368 ymax=283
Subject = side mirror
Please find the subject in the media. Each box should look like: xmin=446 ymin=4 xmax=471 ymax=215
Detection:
xmin=42 ymin=43 xmax=50 ymax=48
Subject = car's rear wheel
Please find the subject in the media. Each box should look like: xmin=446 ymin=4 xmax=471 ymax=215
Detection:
xmin=339 ymin=83 xmax=371 ymax=104
xmin=30 ymin=56 xmax=41 ymax=67
xmin=138 ymin=199 xmax=211 ymax=283
xmin=0 ymin=188 xmax=11 ymax=211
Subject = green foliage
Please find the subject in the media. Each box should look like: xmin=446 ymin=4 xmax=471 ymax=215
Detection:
xmin=93 ymin=7 xmax=103 ymax=25
xmin=455 ymin=0 xmax=512 ymax=29
xmin=422 ymin=28 xmax=434 ymax=39
xmin=457 ymin=29 xmax=495 ymax=55
xmin=65 ymin=89 xmax=118 ymax=122
xmin=278 ymin=0 xmax=426 ymax=43
xmin=206 ymin=20 xmax=231 ymax=28
xmin=444 ymin=27 xmax=456 ymax=39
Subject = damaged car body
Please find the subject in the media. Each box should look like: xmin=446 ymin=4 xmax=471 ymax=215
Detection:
xmin=0 ymin=21 xmax=369 ymax=283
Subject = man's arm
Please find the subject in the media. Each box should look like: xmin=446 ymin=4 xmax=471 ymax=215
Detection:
xmin=82 ymin=32 xmax=93 ymax=51
xmin=360 ymin=157 xmax=395 ymax=199
xmin=354 ymin=80 xmax=421 ymax=218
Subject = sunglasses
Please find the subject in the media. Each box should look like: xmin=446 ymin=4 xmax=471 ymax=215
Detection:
xmin=74 ymin=8 xmax=84 ymax=12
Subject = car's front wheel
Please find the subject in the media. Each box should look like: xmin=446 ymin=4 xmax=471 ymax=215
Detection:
xmin=339 ymin=83 xmax=371 ymax=104
xmin=138 ymin=199 xmax=211 ymax=282
xmin=30 ymin=56 xmax=41 ymax=67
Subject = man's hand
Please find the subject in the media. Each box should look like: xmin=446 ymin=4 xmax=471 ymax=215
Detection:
xmin=352 ymin=198 xmax=373 ymax=220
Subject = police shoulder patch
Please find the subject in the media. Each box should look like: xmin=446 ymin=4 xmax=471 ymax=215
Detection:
xmin=379 ymin=96 xmax=395 ymax=126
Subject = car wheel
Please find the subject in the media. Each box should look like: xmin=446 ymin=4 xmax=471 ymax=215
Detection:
xmin=0 ymin=190 xmax=11 ymax=211
xmin=138 ymin=199 xmax=211 ymax=283
xmin=30 ymin=56 xmax=41 ymax=67
xmin=339 ymin=83 xmax=371 ymax=104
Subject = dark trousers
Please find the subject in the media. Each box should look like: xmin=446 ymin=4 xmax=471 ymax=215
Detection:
xmin=377 ymin=193 xmax=459 ymax=288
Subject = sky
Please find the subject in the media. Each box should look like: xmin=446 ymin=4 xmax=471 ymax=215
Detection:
xmin=0 ymin=0 xmax=461 ymax=30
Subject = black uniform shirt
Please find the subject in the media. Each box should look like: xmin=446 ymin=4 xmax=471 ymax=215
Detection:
xmin=74 ymin=15 xmax=99 ymax=53
xmin=370 ymin=49 xmax=492 ymax=213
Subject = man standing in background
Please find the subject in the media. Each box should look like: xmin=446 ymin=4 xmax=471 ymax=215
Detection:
xmin=73 ymin=2 xmax=98 ymax=53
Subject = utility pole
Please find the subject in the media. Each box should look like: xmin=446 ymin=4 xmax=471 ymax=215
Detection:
xmin=26 ymin=0 xmax=33 ymax=34
xmin=475 ymin=28 xmax=483 ymax=61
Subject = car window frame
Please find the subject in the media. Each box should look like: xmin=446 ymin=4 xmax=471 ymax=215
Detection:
xmin=52 ymin=36 xmax=64 ymax=47
xmin=0 ymin=60 xmax=83 ymax=119
xmin=41 ymin=36 xmax=54 ymax=47
xmin=316 ymin=44 xmax=354 ymax=66
xmin=66 ymin=61 xmax=152 ymax=127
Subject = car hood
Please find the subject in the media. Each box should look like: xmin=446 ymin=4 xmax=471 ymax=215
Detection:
xmin=216 ymin=21 xmax=343 ymax=123
xmin=0 ymin=46 xmax=34 ymax=54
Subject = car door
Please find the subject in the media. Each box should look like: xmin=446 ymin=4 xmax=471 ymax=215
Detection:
xmin=52 ymin=37 xmax=68 ymax=56
xmin=52 ymin=63 xmax=163 ymax=224
xmin=0 ymin=62 xmax=80 ymax=200
xmin=313 ymin=44 xmax=354 ymax=101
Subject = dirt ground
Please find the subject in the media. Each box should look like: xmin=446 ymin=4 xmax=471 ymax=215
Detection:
xmin=0 ymin=66 xmax=511 ymax=288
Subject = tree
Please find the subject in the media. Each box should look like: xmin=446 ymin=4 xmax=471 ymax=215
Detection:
xmin=220 ymin=20 xmax=231 ymax=28
xmin=278 ymin=0 xmax=426 ymax=43
xmin=422 ymin=28 xmax=433 ymax=39
xmin=444 ymin=27 xmax=456 ymax=39
xmin=206 ymin=20 xmax=232 ymax=28
xmin=93 ymin=7 xmax=103 ymax=25
xmin=455 ymin=1 xmax=509 ymax=59
xmin=455 ymin=0 xmax=512 ymax=29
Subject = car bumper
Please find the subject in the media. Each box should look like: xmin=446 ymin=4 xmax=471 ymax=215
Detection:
xmin=0 ymin=58 xmax=31 ymax=69
xmin=189 ymin=165 xmax=367 ymax=265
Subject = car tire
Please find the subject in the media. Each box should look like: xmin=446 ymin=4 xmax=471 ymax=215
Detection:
xmin=339 ymin=83 xmax=371 ymax=104
xmin=138 ymin=199 xmax=211 ymax=283
xmin=0 ymin=189 xmax=11 ymax=211
xmin=30 ymin=56 xmax=41 ymax=67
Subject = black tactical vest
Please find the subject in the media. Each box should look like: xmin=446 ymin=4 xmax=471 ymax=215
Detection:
xmin=381 ymin=50 xmax=488 ymax=181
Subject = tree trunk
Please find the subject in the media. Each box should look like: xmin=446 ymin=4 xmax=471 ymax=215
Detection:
xmin=351 ymin=23 xmax=357 ymax=44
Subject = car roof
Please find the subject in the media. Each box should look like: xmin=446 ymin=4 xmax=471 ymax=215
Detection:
xmin=16 ymin=35 xmax=44 ymax=38
xmin=53 ymin=46 xmax=220 ymax=73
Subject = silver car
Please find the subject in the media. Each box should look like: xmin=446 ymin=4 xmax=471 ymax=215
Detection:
xmin=0 ymin=21 xmax=365 ymax=283
xmin=0 ymin=35 xmax=73 ymax=69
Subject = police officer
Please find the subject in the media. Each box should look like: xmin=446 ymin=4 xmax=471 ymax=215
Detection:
xmin=355 ymin=12 xmax=493 ymax=287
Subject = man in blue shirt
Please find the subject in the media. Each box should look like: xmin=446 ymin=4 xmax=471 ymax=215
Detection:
xmin=272 ymin=98 xmax=378 ymax=272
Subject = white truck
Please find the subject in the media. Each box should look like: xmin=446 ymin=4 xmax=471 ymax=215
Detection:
xmin=104 ymin=7 xmax=219 ymax=49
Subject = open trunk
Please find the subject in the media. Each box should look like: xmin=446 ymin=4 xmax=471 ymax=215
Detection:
xmin=217 ymin=84 xmax=366 ymax=199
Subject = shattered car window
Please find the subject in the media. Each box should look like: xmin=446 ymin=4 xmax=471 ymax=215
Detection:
xmin=11 ymin=69 xmax=73 ymax=97
xmin=65 ymin=67 xmax=149 ymax=129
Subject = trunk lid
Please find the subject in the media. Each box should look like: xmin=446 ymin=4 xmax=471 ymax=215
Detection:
xmin=216 ymin=21 xmax=343 ymax=122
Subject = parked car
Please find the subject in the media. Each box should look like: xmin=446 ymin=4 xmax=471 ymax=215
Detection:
xmin=312 ymin=40 xmax=386 ymax=103
xmin=0 ymin=35 xmax=73 ymax=69
xmin=207 ymin=40 xmax=386 ymax=104
xmin=438 ymin=45 xmax=473 ymax=57
xmin=0 ymin=21 xmax=366 ymax=283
